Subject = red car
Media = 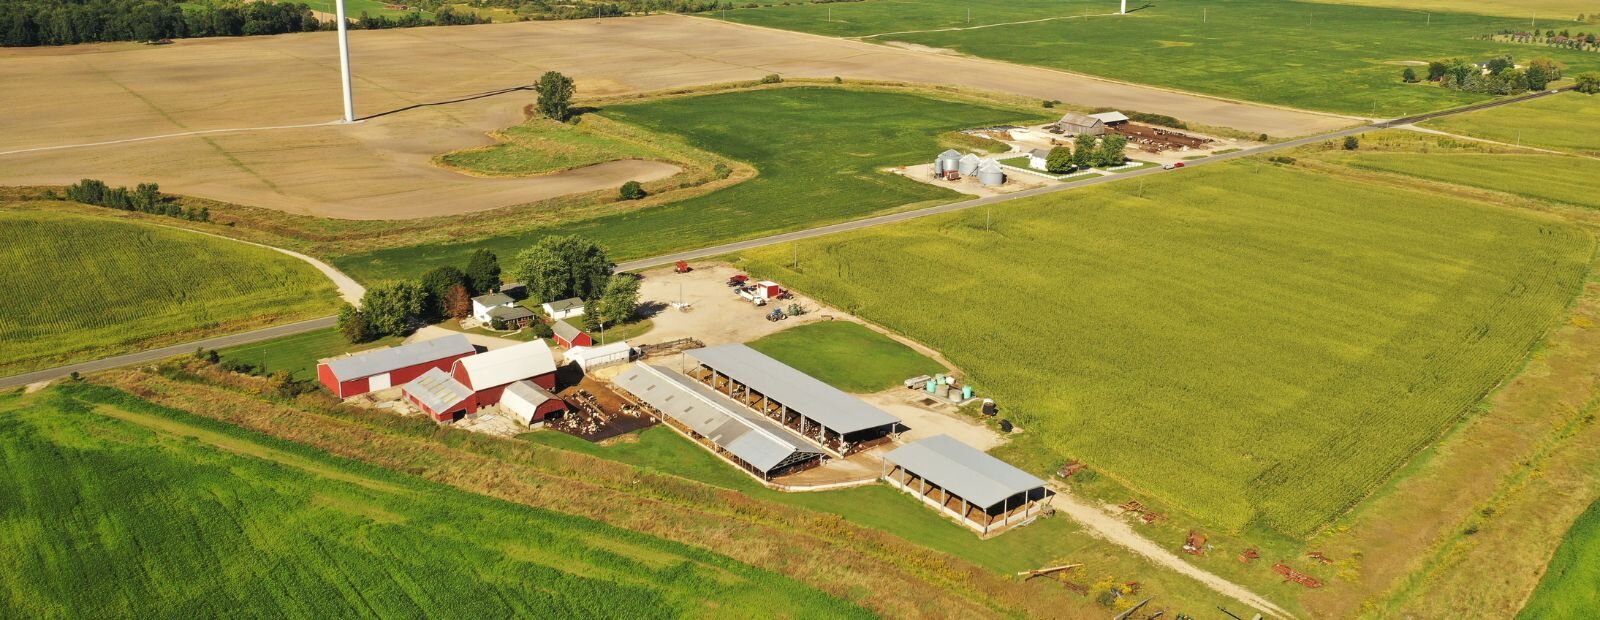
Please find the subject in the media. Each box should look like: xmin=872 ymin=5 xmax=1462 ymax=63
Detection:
xmin=1162 ymin=162 xmax=1186 ymax=170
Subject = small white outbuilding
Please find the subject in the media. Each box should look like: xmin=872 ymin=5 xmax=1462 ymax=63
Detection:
xmin=565 ymin=341 xmax=633 ymax=373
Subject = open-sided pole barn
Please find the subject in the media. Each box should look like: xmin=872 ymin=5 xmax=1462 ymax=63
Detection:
xmin=685 ymin=344 xmax=902 ymax=456
xmin=882 ymin=435 xmax=1053 ymax=536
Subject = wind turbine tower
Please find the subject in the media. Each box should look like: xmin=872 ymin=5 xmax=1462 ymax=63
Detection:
xmin=1121 ymin=0 xmax=1127 ymax=14
xmin=335 ymin=0 xmax=355 ymax=122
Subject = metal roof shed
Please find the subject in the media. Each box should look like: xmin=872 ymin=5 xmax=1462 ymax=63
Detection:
xmin=565 ymin=341 xmax=632 ymax=373
xmin=687 ymin=344 xmax=901 ymax=435
xmin=883 ymin=435 xmax=1052 ymax=535
xmin=401 ymin=367 xmax=475 ymax=422
xmin=322 ymin=334 xmax=474 ymax=383
xmin=614 ymin=364 xmax=823 ymax=479
xmin=453 ymin=339 xmax=557 ymax=390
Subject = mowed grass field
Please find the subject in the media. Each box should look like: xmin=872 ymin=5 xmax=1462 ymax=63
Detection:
xmin=1420 ymin=92 xmax=1600 ymax=155
xmin=1332 ymin=152 xmax=1600 ymax=210
xmin=717 ymin=0 xmax=1599 ymax=116
xmin=333 ymin=87 xmax=1044 ymax=282
xmin=0 ymin=209 xmax=339 ymax=376
xmin=736 ymin=162 xmax=1593 ymax=538
xmin=436 ymin=118 xmax=676 ymax=177
xmin=1517 ymin=498 xmax=1600 ymax=618
xmin=747 ymin=321 xmax=944 ymax=393
xmin=0 ymin=384 xmax=867 ymax=618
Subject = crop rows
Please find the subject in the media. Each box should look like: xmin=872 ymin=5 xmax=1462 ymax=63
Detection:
xmin=0 ymin=211 xmax=338 ymax=374
xmin=741 ymin=162 xmax=1591 ymax=537
xmin=0 ymin=386 xmax=868 ymax=618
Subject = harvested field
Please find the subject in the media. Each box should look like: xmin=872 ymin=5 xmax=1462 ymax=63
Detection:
xmin=0 ymin=16 xmax=1349 ymax=220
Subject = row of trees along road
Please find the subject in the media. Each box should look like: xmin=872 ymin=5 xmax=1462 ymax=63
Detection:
xmin=1044 ymin=134 xmax=1129 ymax=174
xmin=1 ymin=0 xmax=486 ymax=47
xmin=338 ymin=237 xmax=642 ymax=343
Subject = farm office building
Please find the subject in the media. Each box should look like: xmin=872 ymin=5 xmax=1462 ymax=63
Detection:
xmin=685 ymin=344 xmax=902 ymax=455
xmin=317 ymin=334 xmax=476 ymax=399
xmin=615 ymin=363 xmax=824 ymax=480
xmin=883 ymin=435 xmax=1053 ymax=536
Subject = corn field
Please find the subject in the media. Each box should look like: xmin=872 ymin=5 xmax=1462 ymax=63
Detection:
xmin=740 ymin=162 xmax=1592 ymax=538
xmin=0 ymin=211 xmax=339 ymax=375
xmin=0 ymin=384 xmax=869 ymax=618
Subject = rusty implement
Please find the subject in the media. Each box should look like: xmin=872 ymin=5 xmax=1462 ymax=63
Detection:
xmin=1273 ymin=562 xmax=1324 ymax=588
xmin=1015 ymin=563 xmax=1082 ymax=580
xmin=1239 ymin=548 xmax=1260 ymax=563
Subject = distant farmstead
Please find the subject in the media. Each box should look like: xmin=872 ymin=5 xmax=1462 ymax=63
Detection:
xmin=316 ymin=334 xmax=475 ymax=399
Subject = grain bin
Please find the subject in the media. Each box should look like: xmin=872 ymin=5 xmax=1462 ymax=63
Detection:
xmin=938 ymin=149 xmax=961 ymax=172
xmin=977 ymin=160 xmax=1005 ymax=186
xmin=958 ymin=153 xmax=981 ymax=176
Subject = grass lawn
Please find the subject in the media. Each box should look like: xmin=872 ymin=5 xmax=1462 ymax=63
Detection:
xmin=0 ymin=207 xmax=340 ymax=376
xmin=216 ymin=328 xmax=403 ymax=381
xmin=0 ymin=384 xmax=865 ymax=618
xmin=732 ymin=161 xmax=1592 ymax=538
xmin=436 ymin=118 xmax=671 ymax=177
xmin=1332 ymin=152 xmax=1600 ymax=209
xmin=746 ymin=321 xmax=944 ymax=393
xmin=1420 ymin=92 xmax=1600 ymax=155
xmin=331 ymin=87 xmax=1045 ymax=283
xmin=520 ymin=425 xmax=1188 ymax=578
xmin=716 ymin=0 xmax=1600 ymax=117
xmin=1516 ymin=498 xmax=1600 ymax=618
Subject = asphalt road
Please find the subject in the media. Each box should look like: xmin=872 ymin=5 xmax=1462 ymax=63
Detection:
xmin=0 ymin=317 xmax=337 ymax=390
xmin=3 ymin=87 xmax=1570 ymax=389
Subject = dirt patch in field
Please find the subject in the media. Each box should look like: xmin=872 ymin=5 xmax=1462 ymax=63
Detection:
xmin=0 ymin=16 xmax=1348 ymax=221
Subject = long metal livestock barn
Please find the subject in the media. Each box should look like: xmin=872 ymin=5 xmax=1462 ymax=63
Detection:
xmin=614 ymin=363 xmax=824 ymax=481
xmin=883 ymin=435 xmax=1053 ymax=536
xmin=685 ymin=344 xmax=902 ymax=455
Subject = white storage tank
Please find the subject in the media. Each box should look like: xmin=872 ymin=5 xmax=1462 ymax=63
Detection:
xmin=958 ymin=153 xmax=981 ymax=175
xmin=977 ymin=160 xmax=1006 ymax=186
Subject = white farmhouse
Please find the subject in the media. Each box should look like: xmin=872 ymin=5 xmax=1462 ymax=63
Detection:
xmin=471 ymin=292 xmax=515 ymax=323
xmin=542 ymin=297 xmax=585 ymax=320
xmin=1027 ymin=148 xmax=1052 ymax=171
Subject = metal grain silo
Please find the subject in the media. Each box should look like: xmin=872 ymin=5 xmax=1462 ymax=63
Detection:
xmin=977 ymin=160 xmax=1005 ymax=186
xmin=937 ymin=149 xmax=961 ymax=172
xmin=958 ymin=153 xmax=981 ymax=176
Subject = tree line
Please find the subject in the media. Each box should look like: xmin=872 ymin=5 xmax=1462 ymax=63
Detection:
xmin=1043 ymin=134 xmax=1129 ymax=175
xmin=60 ymin=178 xmax=210 ymax=222
xmin=1404 ymin=55 xmax=1564 ymax=95
xmin=2 ymin=0 xmax=486 ymax=47
xmin=338 ymin=235 xmax=642 ymax=344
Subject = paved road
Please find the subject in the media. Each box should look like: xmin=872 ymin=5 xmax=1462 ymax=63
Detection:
xmin=3 ymin=87 xmax=1569 ymax=389
xmin=0 ymin=317 xmax=336 ymax=390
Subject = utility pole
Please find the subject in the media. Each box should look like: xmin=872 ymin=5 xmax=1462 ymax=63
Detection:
xmin=334 ymin=0 xmax=354 ymax=123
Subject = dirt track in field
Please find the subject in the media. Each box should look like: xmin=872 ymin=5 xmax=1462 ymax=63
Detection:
xmin=0 ymin=15 xmax=1350 ymax=220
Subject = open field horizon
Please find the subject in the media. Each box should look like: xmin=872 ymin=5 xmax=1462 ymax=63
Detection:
xmin=0 ymin=15 xmax=1350 ymax=221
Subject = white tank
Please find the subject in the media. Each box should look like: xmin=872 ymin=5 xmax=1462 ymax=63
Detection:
xmin=958 ymin=153 xmax=981 ymax=175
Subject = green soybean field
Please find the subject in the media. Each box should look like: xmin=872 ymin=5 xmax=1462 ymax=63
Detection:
xmin=738 ymin=161 xmax=1592 ymax=538
xmin=0 ymin=383 xmax=869 ymax=619
xmin=0 ymin=208 xmax=340 ymax=375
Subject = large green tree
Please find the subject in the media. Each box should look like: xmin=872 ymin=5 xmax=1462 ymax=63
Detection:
xmin=337 ymin=304 xmax=372 ymax=344
xmin=1095 ymin=135 xmax=1128 ymax=168
xmin=592 ymin=273 xmax=642 ymax=326
xmin=1045 ymin=146 xmax=1075 ymax=174
xmin=515 ymin=235 xmax=613 ymax=303
xmin=1577 ymin=73 xmax=1600 ymax=94
xmin=419 ymin=265 xmax=467 ymax=322
xmin=361 ymin=281 xmax=425 ymax=337
xmin=464 ymin=249 xmax=501 ymax=296
xmin=1072 ymin=133 xmax=1095 ymax=169
xmin=536 ymin=71 xmax=576 ymax=122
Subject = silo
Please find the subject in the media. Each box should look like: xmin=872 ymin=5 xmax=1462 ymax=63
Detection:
xmin=958 ymin=153 xmax=981 ymax=176
xmin=938 ymin=149 xmax=962 ymax=172
xmin=978 ymin=161 xmax=1006 ymax=186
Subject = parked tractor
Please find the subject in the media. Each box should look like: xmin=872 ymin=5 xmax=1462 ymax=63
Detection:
xmin=766 ymin=308 xmax=787 ymax=322
xmin=674 ymin=261 xmax=691 ymax=273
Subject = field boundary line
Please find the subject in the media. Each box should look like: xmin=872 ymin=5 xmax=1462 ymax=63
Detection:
xmin=850 ymin=12 xmax=1121 ymax=40
xmin=1398 ymin=124 xmax=1599 ymax=160
xmin=681 ymin=14 xmax=1371 ymax=130
xmin=0 ymin=120 xmax=346 ymax=157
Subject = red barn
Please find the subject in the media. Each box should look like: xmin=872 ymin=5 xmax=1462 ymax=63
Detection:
xmin=317 ymin=334 xmax=475 ymax=399
xmin=451 ymin=339 xmax=558 ymax=408
xmin=500 ymin=381 xmax=567 ymax=426
xmin=552 ymin=319 xmax=592 ymax=349
xmin=401 ymin=367 xmax=477 ymax=422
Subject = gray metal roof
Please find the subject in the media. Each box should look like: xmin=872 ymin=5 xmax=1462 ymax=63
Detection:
xmin=1028 ymin=148 xmax=1051 ymax=158
xmin=321 ymin=334 xmax=474 ymax=381
xmin=487 ymin=305 xmax=534 ymax=320
xmin=544 ymin=297 xmax=584 ymax=312
xmin=552 ymin=319 xmax=584 ymax=341
xmin=473 ymin=292 xmax=513 ymax=307
xmin=401 ymin=367 xmax=473 ymax=413
xmin=1055 ymin=112 xmax=1104 ymax=130
xmin=614 ymin=364 xmax=821 ymax=473
xmin=686 ymin=344 xmax=900 ymax=435
xmin=884 ymin=435 xmax=1046 ymax=509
